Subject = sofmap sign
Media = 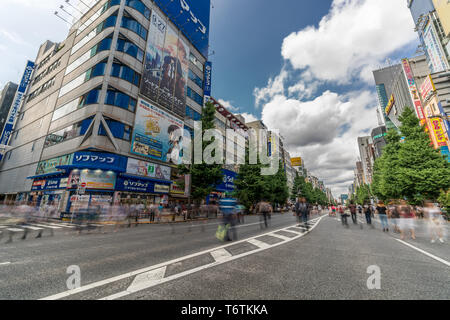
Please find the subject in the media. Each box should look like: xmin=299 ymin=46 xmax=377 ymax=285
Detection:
xmin=72 ymin=151 xmax=127 ymax=171
xmin=153 ymin=0 xmax=211 ymax=58
xmin=203 ymin=61 xmax=212 ymax=97
xmin=216 ymin=169 xmax=237 ymax=192
xmin=116 ymin=177 xmax=170 ymax=194
xmin=0 ymin=60 xmax=35 ymax=160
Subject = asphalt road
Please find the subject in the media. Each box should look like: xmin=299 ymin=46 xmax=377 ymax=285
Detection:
xmin=0 ymin=212 xmax=448 ymax=300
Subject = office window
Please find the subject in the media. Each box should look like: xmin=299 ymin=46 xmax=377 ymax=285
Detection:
xmin=125 ymin=0 xmax=151 ymax=19
xmin=105 ymin=88 xmax=137 ymax=112
xmin=121 ymin=13 xmax=147 ymax=40
xmin=116 ymin=36 xmax=144 ymax=62
xmin=111 ymin=61 xmax=141 ymax=87
xmin=99 ymin=118 xmax=132 ymax=141
xmin=188 ymin=70 xmax=203 ymax=88
xmin=53 ymin=88 xmax=101 ymax=122
xmin=44 ymin=117 xmax=93 ymax=148
xmin=187 ymin=87 xmax=203 ymax=106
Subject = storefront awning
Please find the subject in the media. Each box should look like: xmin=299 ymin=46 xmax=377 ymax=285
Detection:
xmin=119 ymin=173 xmax=173 ymax=185
xmin=27 ymin=171 xmax=66 ymax=180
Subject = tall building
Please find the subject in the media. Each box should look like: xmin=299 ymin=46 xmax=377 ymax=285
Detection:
xmin=0 ymin=82 xmax=19 ymax=135
xmin=373 ymin=64 xmax=403 ymax=131
xmin=0 ymin=0 xmax=211 ymax=211
xmin=371 ymin=125 xmax=387 ymax=158
xmin=357 ymin=136 xmax=375 ymax=185
xmin=408 ymin=0 xmax=450 ymax=74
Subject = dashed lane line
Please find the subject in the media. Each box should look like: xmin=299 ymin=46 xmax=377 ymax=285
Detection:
xmin=40 ymin=216 xmax=325 ymax=300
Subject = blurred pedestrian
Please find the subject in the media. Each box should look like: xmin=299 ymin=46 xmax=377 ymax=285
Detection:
xmin=388 ymin=200 xmax=400 ymax=233
xmin=363 ymin=203 xmax=373 ymax=226
xmin=219 ymin=197 xmax=238 ymax=241
xmin=398 ymin=200 xmax=416 ymax=240
xmin=348 ymin=201 xmax=357 ymax=224
xmin=256 ymin=200 xmax=273 ymax=229
xmin=295 ymin=197 xmax=310 ymax=231
xmin=376 ymin=201 xmax=389 ymax=232
xmin=423 ymin=200 xmax=445 ymax=243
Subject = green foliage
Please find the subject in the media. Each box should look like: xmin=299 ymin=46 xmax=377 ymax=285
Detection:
xmin=355 ymin=184 xmax=372 ymax=205
xmin=234 ymin=158 xmax=289 ymax=210
xmin=372 ymin=108 xmax=450 ymax=204
xmin=291 ymin=172 xmax=329 ymax=205
xmin=178 ymin=101 xmax=223 ymax=204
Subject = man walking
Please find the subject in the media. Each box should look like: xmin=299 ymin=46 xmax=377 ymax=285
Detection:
xmin=219 ymin=197 xmax=238 ymax=241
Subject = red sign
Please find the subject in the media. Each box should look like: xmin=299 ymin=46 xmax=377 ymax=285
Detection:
xmin=80 ymin=182 xmax=87 ymax=188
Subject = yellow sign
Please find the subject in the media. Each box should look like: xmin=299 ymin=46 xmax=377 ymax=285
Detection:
xmin=385 ymin=95 xmax=395 ymax=115
xmin=291 ymin=157 xmax=302 ymax=167
xmin=430 ymin=117 xmax=448 ymax=148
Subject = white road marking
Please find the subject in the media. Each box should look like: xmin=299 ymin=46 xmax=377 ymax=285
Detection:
xmin=247 ymin=238 xmax=271 ymax=249
xmin=0 ymin=262 xmax=11 ymax=266
xmin=43 ymin=223 xmax=75 ymax=228
xmin=269 ymin=233 xmax=291 ymax=241
xmin=395 ymin=239 xmax=450 ymax=267
xmin=29 ymin=224 xmax=62 ymax=229
xmin=7 ymin=228 xmax=24 ymax=232
xmin=22 ymin=226 xmax=43 ymax=231
xmin=210 ymin=248 xmax=233 ymax=263
xmin=40 ymin=217 xmax=325 ymax=300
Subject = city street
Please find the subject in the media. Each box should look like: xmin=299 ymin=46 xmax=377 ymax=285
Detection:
xmin=1 ymin=212 xmax=448 ymax=300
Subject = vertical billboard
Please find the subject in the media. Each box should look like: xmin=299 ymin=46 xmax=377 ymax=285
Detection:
xmin=402 ymin=59 xmax=426 ymax=122
xmin=141 ymin=12 xmax=190 ymax=118
xmin=153 ymin=0 xmax=211 ymax=58
xmin=131 ymin=98 xmax=184 ymax=165
xmin=0 ymin=60 xmax=35 ymax=161
xmin=423 ymin=19 xmax=449 ymax=73
xmin=204 ymin=61 xmax=212 ymax=98
xmin=141 ymin=11 xmax=167 ymax=104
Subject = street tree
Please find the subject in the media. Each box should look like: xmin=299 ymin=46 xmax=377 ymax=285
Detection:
xmin=178 ymin=100 xmax=223 ymax=205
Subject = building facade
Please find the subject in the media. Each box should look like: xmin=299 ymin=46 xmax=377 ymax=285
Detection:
xmin=0 ymin=0 xmax=211 ymax=213
xmin=0 ymin=82 xmax=19 ymax=135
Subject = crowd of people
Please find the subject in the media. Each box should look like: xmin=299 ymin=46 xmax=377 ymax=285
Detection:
xmin=329 ymin=200 xmax=447 ymax=243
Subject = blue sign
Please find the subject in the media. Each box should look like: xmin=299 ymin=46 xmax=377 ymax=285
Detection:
xmin=216 ymin=169 xmax=237 ymax=192
xmin=154 ymin=0 xmax=211 ymax=58
xmin=440 ymin=146 xmax=450 ymax=162
xmin=116 ymin=176 xmax=171 ymax=194
xmin=72 ymin=151 xmax=127 ymax=172
xmin=203 ymin=61 xmax=212 ymax=96
xmin=437 ymin=101 xmax=450 ymax=134
xmin=0 ymin=60 xmax=35 ymax=161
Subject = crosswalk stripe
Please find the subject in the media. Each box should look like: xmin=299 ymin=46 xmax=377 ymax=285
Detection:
xmin=29 ymin=224 xmax=62 ymax=229
xmin=42 ymin=222 xmax=75 ymax=228
xmin=210 ymin=248 xmax=233 ymax=263
xmin=247 ymin=238 xmax=271 ymax=249
xmin=269 ymin=233 xmax=291 ymax=241
xmin=7 ymin=228 xmax=24 ymax=232
xmin=22 ymin=226 xmax=43 ymax=231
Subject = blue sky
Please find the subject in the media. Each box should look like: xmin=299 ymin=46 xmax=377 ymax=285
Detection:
xmin=208 ymin=0 xmax=333 ymax=112
xmin=0 ymin=0 xmax=421 ymax=196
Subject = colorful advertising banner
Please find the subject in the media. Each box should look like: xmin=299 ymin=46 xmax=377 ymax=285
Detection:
xmin=291 ymin=157 xmax=303 ymax=167
xmin=423 ymin=19 xmax=449 ymax=73
xmin=419 ymin=75 xmax=436 ymax=102
xmin=385 ymin=95 xmax=395 ymax=115
xmin=131 ymin=98 xmax=184 ymax=165
xmin=0 ymin=60 xmax=35 ymax=161
xmin=36 ymin=154 xmax=74 ymax=175
xmin=402 ymin=59 xmax=426 ymax=122
xmin=430 ymin=117 xmax=448 ymax=148
xmin=153 ymin=0 xmax=211 ymax=58
xmin=80 ymin=170 xmax=116 ymax=190
xmin=126 ymin=158 xmax=171 ymax=181
xmin=141 ymin=12 xmax=190 ymax=118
